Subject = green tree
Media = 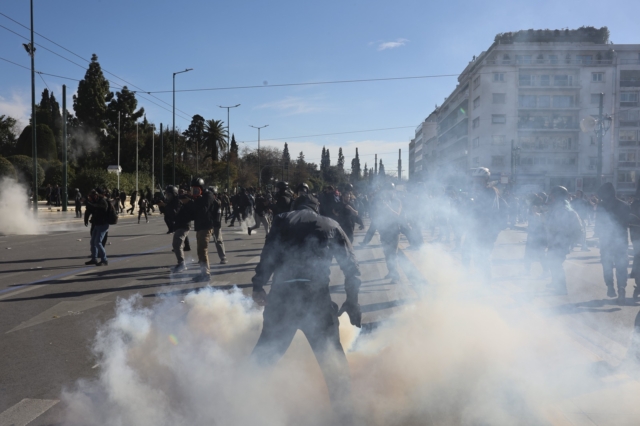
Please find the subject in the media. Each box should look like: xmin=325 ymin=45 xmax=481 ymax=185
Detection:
xmin=36 ymin=89 xmax=63 ymax=154
xmin=0 ymin=156 xmax=17 ymax=180
xmin=183 ymin=115 xmax=206 ymax=168
xmin=379 ymin=159 xmax=385 ymax=176
xmin=0 ymin=115 xmax=18 ymax=157
xmin=73 ymin=54 xmax=113 ymax=132
xmin=292 ymin=151 xmax=309 ymax=186
xmin=204 ymin=119 xmax=228 ymax=161
xmin=350 ymin=148 xmax=361 ymax=181
xmin=17 ymin=124 xmax=58 ymax=161
xmin=363 ymin=162 xmax=368 ymax=180
xmin=7 ymin=155 xmax=45 ymax=187
xmin=337 ymin=147 xmax=345 ymax=172
xmin=230 ymin=134 xmax=239 ymax=162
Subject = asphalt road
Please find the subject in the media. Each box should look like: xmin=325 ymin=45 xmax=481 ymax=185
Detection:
xmin=1 ymin=210 xmax=640 ymax=425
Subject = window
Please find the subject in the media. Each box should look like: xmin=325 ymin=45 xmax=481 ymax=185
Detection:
xmin=620 ymin=130 xmax=638 ymax=141
xmin=473 ymin=117 xmax=480 ymax=128
xmin=590 ymin=94 xmax=602 ymax=105
xmin=538 ymin=95 xmax=550 ymax=108
xmin=621 ymin=92 xmax=639 ymax=104
xmin=549 ymin=55 xmax=559 ymax=64
xmin=493 ymin=73 xmax=505 ymax=82
xmin=592 ymin=72 xmax=604 ymax=82
xmin=618 ymin=152 xmax=636 ymax=166
xmin=618 ymin=171 xmax=636 ymax=183
xmin=552 ymin=95 xmax=574 ymax=108
xmin=491 ymin=156 xmax=505 ymax=167
xmin=516 ymin=55 xmax=532 ymax=64
xmin=539 ymin=75 xmax=550 ymax=86
xmin=493 ymin=93 xmax=506 ymax=104
xmin=620 ymin=110 xmax=640 ymax=122
xmin=554 ymin=75 xmax=571 ymax=86
xmin=492 ymin=114 xmax=506 ymax=124
xmin=621 ymin=70 xmax=640 ymax=87
xmin=502 ymin=54 xmax=510 ymax=64
xmin=472 ymin=137 xmax=480 ymax=148
xmin=576 ymin=55 xmax=593 ymax=65
xmin=589 ymin=157 xmax=597 ymax=168
xmin=518 ymin=95 xmax=536 ymax=108
xmin=473 ymin=157 xmax=479 ymax=166
xmin=492 ymin=135 xmax=506 ymax=145
xmin=519 ymin=74 xmax=533 ymax=86
xmin=474 ymin=76 xmax=481 ymax=88
xmin=473 ymin=97 xmax=480 ymax=109
xmin=536 ymin=54 xmax=544 ymax=64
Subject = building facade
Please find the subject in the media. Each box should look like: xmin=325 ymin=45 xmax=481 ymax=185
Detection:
xmin=410 ymin=29 xmax=640 ymax=194
xmin=408 ymin=112 xmax=437 ymax=182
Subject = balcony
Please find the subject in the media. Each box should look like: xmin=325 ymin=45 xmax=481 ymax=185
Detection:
xmin=620 ymin=80 xmax=640 ymax=88
xmin=620 ymin=59 xmax=640 ymax=65
xmin=618 ymin=162 xmax=637 ymax=168
xmin=518 ymin=80 xmax=580 ymax=88
xmin=485 ymin=59 xmax=613 ymax=66
xmin=518 ymin=118 xmax=579 ymax=130
xmin=619 ymin=140 xmax=638 ymax=147
xmin=617 ymin=182 xmax=637 ymax=190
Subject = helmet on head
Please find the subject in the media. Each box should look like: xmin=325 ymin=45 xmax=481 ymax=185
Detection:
xmin=296 ymin=183 xmax=310 ymax=195
xmin=190 ymin=177 xmax=205 ymax=188
xmin=470 ymin=167 xmax=491 ymax=179
xmin=341 ymin=183 xmax=354 ymax=193
xmin=95 ymin=187 xmax=105 ymax=195
xmin=292 ymin=194 xmax=320 ymax=213
xmin=164 ymin=185 xmax=178 ymax=197
xmin=276 ymin=181 xmax=288 ymax=191
xmin=548 ymin=186 xmax=570 ymax=202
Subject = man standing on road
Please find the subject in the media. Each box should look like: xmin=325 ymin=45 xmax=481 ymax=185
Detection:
xmin=74 ymin=188 xmax=82 ymax=218
xmin=376 ymin=182 xmax=403 ymax=284
xmin=84 ymin=189 xmax=110 ymax=266
xmin=270 ymin=181 xmax=292 ymax=215
xmin=126 ymin=190 xmax=137 ymax=215
xmin=168 ymin=191 xmax=193 ymax=273
xmin=544 ymin=186 xmax=583 ymax=295
xmin=119 ymin=190 xmax=127 ymax=213
xmin=190 ymin=178 xmax=227 ymax=283
xmin=250 ymin=193 xmax=361 ymax=422
xmin=595 ymin=182 xmax=631 ymax=303
xmin=248 ymin=191 xmax=271 ymax=236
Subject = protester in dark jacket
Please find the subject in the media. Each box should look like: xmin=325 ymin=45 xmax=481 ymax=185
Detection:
xmin=84 ymin=189 xmax=110 ymax=266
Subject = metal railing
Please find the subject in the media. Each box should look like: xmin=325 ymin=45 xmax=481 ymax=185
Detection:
xmin=486 ymin=59 xmax=613 ymax=66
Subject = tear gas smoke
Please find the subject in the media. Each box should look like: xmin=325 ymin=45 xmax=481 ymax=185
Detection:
xmin=61 ymin=244 xmax=640 ymax=425
xmin=69 ymin=127 xmax=100 ymax=160
xmin=0 ymin=177 xmax=42 ymax=235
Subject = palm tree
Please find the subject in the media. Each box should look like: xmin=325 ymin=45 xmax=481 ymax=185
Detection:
xmin=204 ymin=119 xmax=228 ymax=162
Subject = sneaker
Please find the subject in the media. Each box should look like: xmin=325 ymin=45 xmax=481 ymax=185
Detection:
xmin=248 ymin=228 xmax=252 ymax=236
xmin=172 ymin=263 xmax=187 ymax=273
xmin=607 ymin=286 xmax=617 ymax=298
xmin=85 ymin=259 xmax=98 ymax=265
xmin=220 ymin=258 xmax=228 ymax=264
xmin=191 ymin=274 xmax=210 ymax=283
xmin=96 ymin=260 xmax=109 ymax=266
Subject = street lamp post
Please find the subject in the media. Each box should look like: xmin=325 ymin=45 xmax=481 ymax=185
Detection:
xmin=219 ymin=104 xmax=240 ymax=191
xmin=151 ymin=124 xmax=155 ymax=191
xmin=28 ymin=0 xmax=37 ymax=212
xmin=117 ymin=112 xmax=121 ymax=190
xmin=173 ymin=68 xmax=193 ymax=185
xmin=249 ymin=124 xmax=268 ymax=188
xmin=136 ymin=122 xmax=139 ymax=194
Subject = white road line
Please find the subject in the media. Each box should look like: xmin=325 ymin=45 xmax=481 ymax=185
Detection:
xmin=123 ymin=235 xmax=151 ymax=241
xmin=0 ymin=398 xmax=59 ymax=426
xmin=0 ymin=284 xmax=47 ymax=301
xmin=245 ymin=256 xmax=261 ymax=264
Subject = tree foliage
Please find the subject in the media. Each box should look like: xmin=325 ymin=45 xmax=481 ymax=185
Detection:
xmin=0 ymin=115 xmax=18 ymax=157
xmin=0 ymin=156 xmax=17 ymax=180
xmin=350 ymin=148 xmax=361 ymax=181
xmin=204 ymin=119 xmax=228 ymax=162
xmin=73 ymin=54 xmax=113 ymax=132
xmin=7 ymin=155 xmax=45 ymax=187
xmin=17 ymin=124 xmax=58 ymax=161
xmin=337 ymin=147 xmax=345 ymax=172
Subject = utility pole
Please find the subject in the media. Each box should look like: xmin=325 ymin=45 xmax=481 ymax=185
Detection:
xmin=397 ymin=149 xmax=402 ymax=181
xmin=374 ymin=154 xmax=378 ymax=175
xmin=151 ymin=124 xmax=155 ymax=192
xmin=117 ymin=112 xmax=121 ymax=190
xmin=219 ymin=104 xmax=240 ymax=191
xmin=160 ymin=123 xmax=163 ymax=189
xmin=173 ymin=68 xmax=193 ymax=185
xmin=29 ymin=0 xmax=37 ymax=213
xmin=62 ymin=85 xmax=67 ymax=212
xmin=597 ymin=93 xmax=604 ymax=186
xmin=250 ymin=124 xmax=268 ymax=188
xmin=136 ymin=122 xmax=139 ymax=194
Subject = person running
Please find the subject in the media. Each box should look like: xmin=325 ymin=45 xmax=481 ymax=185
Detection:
xmin=127 ymin=190 xmax=137 ymax=214
xmin=138 ymin=197 xmax=149 ymax=223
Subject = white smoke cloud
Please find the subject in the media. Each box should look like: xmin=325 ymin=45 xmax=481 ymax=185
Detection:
xmin=0 ymin=177 xmax=43 ymax=235
xmin=69 ymin=127 xmax=101 ymax=160
xmin=60 ymin=243 xmax=640 ymax=425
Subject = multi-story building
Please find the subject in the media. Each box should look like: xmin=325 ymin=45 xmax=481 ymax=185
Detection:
xmin=411 ymin=28 xmax=640 ymax=194
xmin=408 ymin=112 xmax=437 ymax=181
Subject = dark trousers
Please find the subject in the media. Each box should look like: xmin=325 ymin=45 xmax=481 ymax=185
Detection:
xmin=380 ymin=230 xmax=400 ymax=279
xmin=75 ymin=204 xmax=82 ymax=217
xmin=251 ymin=285 xmax=352 ymax=418
xmin=138 ymin=208 xmax=148 ymax=222
xmin=601 ymin=243 xmax=629 ymax=291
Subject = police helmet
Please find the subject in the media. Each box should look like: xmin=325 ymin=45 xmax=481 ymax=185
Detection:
xmin=342 ymin=183 xmax=354 ymax=193
xmin=470 ymin=167 xmax=491 ymax=179
xmin=292 ymin=194 xmax=320 ymax=213
xmin=276 ymin=181 xmax=289 ymax=191
xmin=190 ymin=177 xmax=205 ymax=188
xmin=164 ymin=185 xmax=178 ymax=197
xmin=296 ymin=183 xmax=310 ymax=195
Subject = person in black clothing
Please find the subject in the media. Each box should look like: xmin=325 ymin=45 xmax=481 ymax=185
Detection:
xmin=250 ymin=194 xmax=361 ymax=422
xmin=127 ymin=190 xmax=137 ymax=214
xmin=269 ymin=181 xmax=292 ymax=216
xmin=138 ymin=197 xmax=149 ymax=223
xmin=335 ymin=184 xmax=364 ymax=243
xmin=248 ymin=192 xmax=271 ymax=236
xmin=74 ymin=189 xmax=82 ymax=218
xmin=112 ymin=188 xmax=120 ymax=214
xmin=376 ymin=182 xmax=403 ymax=283
xmin=119 ymin=190 xmax=127 ymax=213
xmin=168 ymin=190 xmax=193 ymax=273
xmin=84 ymin=189 xmax=110 ymax=266
xmin=596 ymin=182 xmax=631 ymax=304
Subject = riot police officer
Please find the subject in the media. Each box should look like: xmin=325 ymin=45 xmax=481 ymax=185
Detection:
xmin=270 ymin=181 xmax=292 ymax=215
xmin=251 ymin=193 xmax=361 ymax=421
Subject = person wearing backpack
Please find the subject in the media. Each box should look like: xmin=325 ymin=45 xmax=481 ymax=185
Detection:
xmin=84 ymin=188 xmax=110 ymax=266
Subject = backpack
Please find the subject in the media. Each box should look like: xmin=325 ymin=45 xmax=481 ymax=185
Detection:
xmin=107 ymin=199 xmax=119 ymax=225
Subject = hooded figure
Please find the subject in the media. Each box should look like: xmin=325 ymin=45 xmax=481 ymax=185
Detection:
xmin=250 ymin=193 xmax=361 ymax=422
xmin=595 ymin=182 xmax=631 ymax=303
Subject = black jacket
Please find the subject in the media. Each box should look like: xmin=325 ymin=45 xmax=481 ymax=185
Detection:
xmin=252 ymin=208 xmax=361 ymax=298
xmin=192 ymin=191 xmax=219 ymax=231
xmin=596 ymin=197 xmax=630 ymax=248
xmin=270 ymin=191 xmax=292 ymax=215
xmin=85 ymin=196 xmax=109 ymax=226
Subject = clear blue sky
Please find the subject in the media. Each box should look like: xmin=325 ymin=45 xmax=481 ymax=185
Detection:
xmin=1 ymin=0 xmax=639 ymax=174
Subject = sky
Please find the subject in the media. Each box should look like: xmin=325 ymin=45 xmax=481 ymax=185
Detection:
xmin=1 ymin=0 xmax=639 ymax=176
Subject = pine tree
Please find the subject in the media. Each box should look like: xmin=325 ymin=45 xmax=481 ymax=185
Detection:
xmin=73 ymin=54 xmax=113 ymax=132
xmin=230 ymin=134 xmax=239 ymax=162
xmin=337 ymin=147 xmax=345 ymax=172
xmin=350 ymin=148 xmax=361 ymax=181
xmin=379 ymin=159 xmax=386 ymax=176
xmin=282 ymin=142 xmax=291 ymax=179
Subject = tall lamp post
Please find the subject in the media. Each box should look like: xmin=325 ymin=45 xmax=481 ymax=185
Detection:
xmin=249 ymin=124 xmax=268 ymax=188
xmin=580 ymin=93 xmax=612 ymax=187
xmin=219 ymin=104 xmax=240 ymax=191
xmin=26 ymin=0 xmax=37 ymax=212
xmin=172 ymin=68 xmax=193 ymax=185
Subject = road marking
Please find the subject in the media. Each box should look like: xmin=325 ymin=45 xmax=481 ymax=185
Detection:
xmin=245 ymin=256 xmax=260 ymax=264
xmin=6 ymin=300 xmax=111 ymax=333
xmin=123 ymin=235 xmax=151 ymax=241
xmin=0 ymin=284 xmax=47 ymax=301
xmin=0 ymin=398 xmax=59 ymax=426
